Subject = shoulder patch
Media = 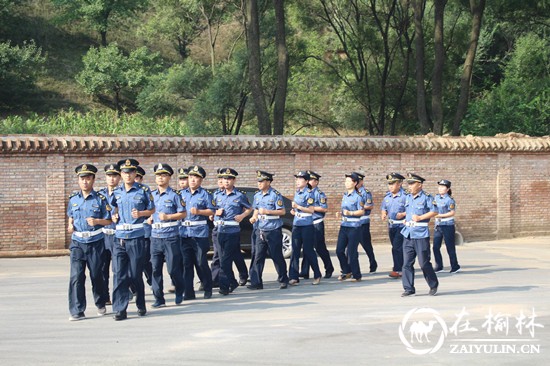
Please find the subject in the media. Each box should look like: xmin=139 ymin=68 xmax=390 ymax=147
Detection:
xmin=149 ymin=193 xmax=154 ymax=201
xmin=450 ymin=203 xmax=455 ymax=209
xmin=181 ymin=199 xmax=186 ymax=207
xmin=106 ymin=204 xmax=112 ymax=212
xmin=277 ymin=199 xmax=283 ymax=206
xmin=307 ymin=198 xmax=314 ymax=204
xmin=212 ymin=199 xmax=216 ymax=206
xmin=366 ymin=199 xmax=372 ymax=204
xmin=320 ymin=197 xmax=327 ymax=204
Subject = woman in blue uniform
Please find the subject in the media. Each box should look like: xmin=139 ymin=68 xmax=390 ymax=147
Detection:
xmin=433 ymin=179 xmax=461 ymax=274
xmin=335 ymin=173 xmax=365 ymax=282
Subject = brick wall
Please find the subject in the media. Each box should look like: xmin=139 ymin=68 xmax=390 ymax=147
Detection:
xmin=1 ymin=134 xmax=549 ymax=255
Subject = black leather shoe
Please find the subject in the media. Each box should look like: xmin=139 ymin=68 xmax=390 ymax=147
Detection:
xmin=401 ymin=290 xmax=416 ymax=297
xmin=279 ymin=282 xmax=288 ymax=289
xmin=183 ymin=295 xmax=196 ymax=301
xmin=218 ymin=288 xmax=229 ymax=296
xmin=324 ymin=270 xmax=334 ymax=279
xmin=113 ymin=310 xmax=127 ymax=321
xmin=429 ymin=287 xmax=438 ymax=296
xmin=238 ymin=278 xmax=248 ymax=286
xmin=137 ymin=308 xmax=147 ymax=317
xmin=298 ymin=273 xmax=310 ymax=279
xmin=247 ymin=284 xmax=263 ymax=290
xmin=229 ymin=283 xmax=238 ymax=293
xmin=204 ymin=291 xmax=212 ymax=299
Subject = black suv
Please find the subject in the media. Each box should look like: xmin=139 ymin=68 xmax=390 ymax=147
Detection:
xmin=208 ymin=187 xmax=294 ymax=258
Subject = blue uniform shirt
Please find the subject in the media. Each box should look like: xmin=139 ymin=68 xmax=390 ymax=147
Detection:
xmin=400 ymin=190 xmax=438 ymax=239
xmin=357 ymin=186 xmax=373 ymax=224
xmin=293 ymin=187 xmax=314 ymax=226
xmin=435 ymin=193 xmax=456 ymax=226
xmin=114 ymin=183 xmax=155 ymax=239
xmin=98 ymin=186 xmax=118 ymax=230
xmin=340 ymin=190 xmax=364 ymax=228
xmin=310 ymin=187 xmax=327 ymax=220
xmin=178 ymin=186 xmax=214 ymax=238
xmin=67 ymin=190 xmax=112 ymax=243
xmin=253 ymin=187 xmax=285 ymax=231
xmin=381 ymin=188 xmax=407 ymax=227
xmin=214 ymin=188 xmax=251 ymax=234
xmin=151 ymin=186 xmax=186 ymax=238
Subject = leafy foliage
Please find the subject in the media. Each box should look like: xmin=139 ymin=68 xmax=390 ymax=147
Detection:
xmin=0 ymin=40 xmax=45 ymax=109
xmin=76 ymin=43 xmax=162 ymax=113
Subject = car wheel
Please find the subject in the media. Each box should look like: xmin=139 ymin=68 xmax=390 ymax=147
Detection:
xmin=281 ymin=227 xmax=292 ymax=259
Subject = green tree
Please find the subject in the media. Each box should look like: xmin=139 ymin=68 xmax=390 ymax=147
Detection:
xmin=52 ymin=0 xmax=147 ymax=46
xmin=139 ymin=0 xmax=205 ymax=60
xmin=0 ymin=40 xmax=45 ymax=109
xmin=76 ymin=43 xmax=161 ymax=115
xmin=462 ymin=33 xmax=550 ymax=136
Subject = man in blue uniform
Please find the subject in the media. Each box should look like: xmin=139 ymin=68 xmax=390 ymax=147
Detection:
xmin=400 ymin=173 xmax=439 ymax=297
xmin=179 ymin=165 xmax=215 ymax=299
xmin=380 ymin=173 xmax=407 ymax=279
xmin=248 ymin=171 xmax=289 ymax=290
xmin=135 ymin=166 xmax=153 ymax=289
xmin=354 ymin=172 xmax=378 ymax=273
xmin=111 ymin=159 xmax=155 ymax=320
xmin=98 ymin=163 xmax=121 ymax=305
xmin=210 ymin=168 xmax=225 ymax=288
xmin=67 ymin=164 xmax=112 ymax=321
xmin=214 ymin=168 xmax=253 ymax=295
xmin=148 ymin=163 xmax=187 ymax=308
xmin=299 ymin=171 xmax=334 ymax=279
xmin=289 ymin=171 xmax=321 ymax=285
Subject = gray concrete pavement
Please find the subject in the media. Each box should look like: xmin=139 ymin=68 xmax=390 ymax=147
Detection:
xmin=0 ymin=237 xmax=549 ymax=365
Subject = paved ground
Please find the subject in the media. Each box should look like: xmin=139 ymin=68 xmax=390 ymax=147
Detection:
xmin=0 ymin=236 xmax=549 ymax=365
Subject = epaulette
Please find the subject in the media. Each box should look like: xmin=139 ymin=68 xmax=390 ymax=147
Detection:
xmin=404 ymin=189 xmax=411 ymax=194
xmin=175 ymin=189 xmax=181 ymax=195
xmin=274 ymin=190 xmax=281 ymax=195
xmin=151 ymin=188 xmax=159 ymax=194
xmin=141 ymin=184 xmax=149 ymax=192
xmin=69 ymin=190 xmax=79 ymax=198
xmin=424 ymin=191 xmax=432 ymax=197
xmin=238 ymin=189 xmax=246 ymax=195
xmin=98 ymin=193 xmax=106 ymax=200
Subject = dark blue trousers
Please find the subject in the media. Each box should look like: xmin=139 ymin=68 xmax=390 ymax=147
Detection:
xmin=300 ymin=221 xmax=334 ymax=275
xmin=111 ymin=237 xmax=147 ymax=312
xmin=250 ymin=228 xmax=289 ymax=287
xmin=181 ymin=236 xmax=212 ymax=297
xmin=151 ymin=236 xmax=185 ymax=303
xmin=100 ymin=233 xmax=115 ymax=303
xmin=336 ymin=226 xmax=361 ymax=279
xmin=210 ymin=227 xmax=221 ymax=286
xmin=290 ymin=225 xmax=321 ymax=280
xmin=359 ymin=222 xmax=377 ymax=271
xmin=218 ymin=231 xmax=240 ymax=292
xmin=68 ymin=239 xmax=106 ymax=316
xmin=389 ymin=226 xmax=405 ymax=272
xmin=433 ymin=225 xmax=460 ymax=271
xmin=402 ymin=236 xmax=439 ymax=292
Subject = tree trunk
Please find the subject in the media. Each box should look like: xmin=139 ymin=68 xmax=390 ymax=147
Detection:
xmin=245 ymin=0 xmax=271 ymax=135
xmin=432 ymin=0 xmax=446 ymax=135
xmin=100 ymin=30 xmax=107 ymax=47
xmin=452 ymin=0 xmax=486 ymax=136
xmin=413 ymin=0 xmax=431 ymax=134
xmin=272 ymin=0 xmax=288 ymax=135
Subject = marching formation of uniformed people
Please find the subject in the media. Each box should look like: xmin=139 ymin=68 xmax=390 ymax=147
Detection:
xmin=67 ymin=159 xmax=461 ymax=320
